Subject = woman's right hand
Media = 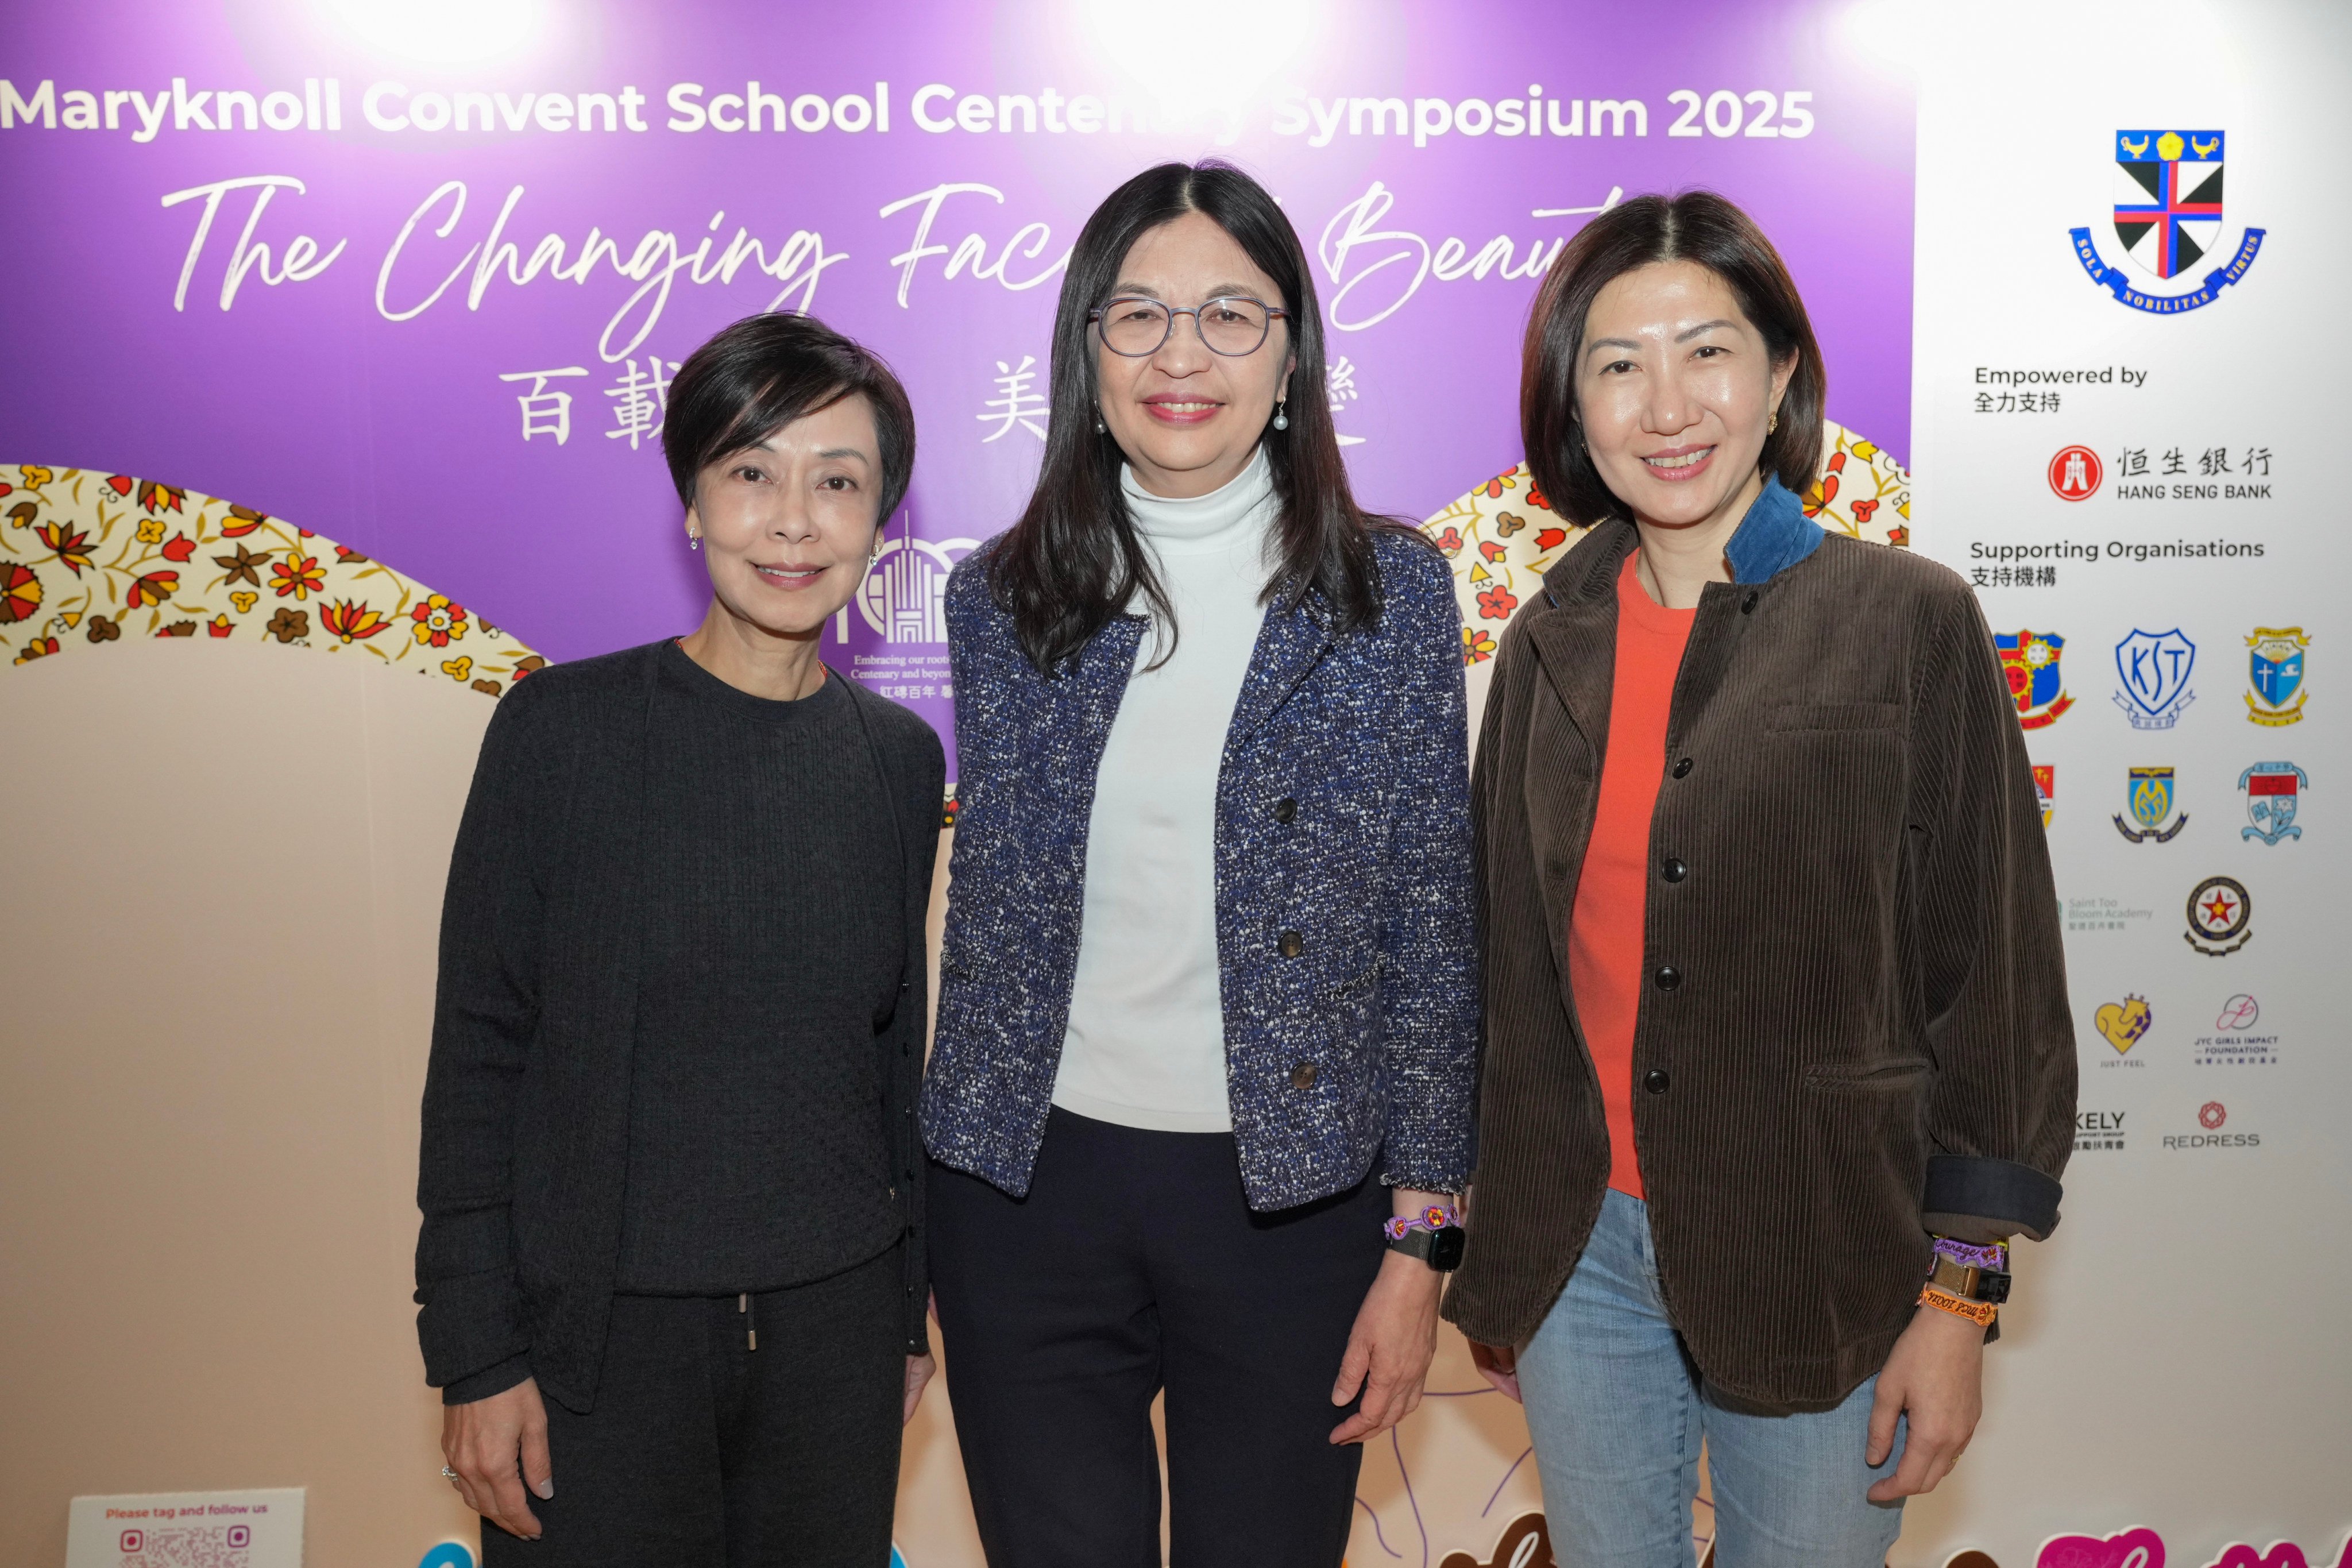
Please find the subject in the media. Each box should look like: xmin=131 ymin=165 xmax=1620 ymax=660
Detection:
xmin=1469 ymin=1339 xmax=1523 ymax=1403
xmin=441 ymin=1376 xmax=554 ymax=1540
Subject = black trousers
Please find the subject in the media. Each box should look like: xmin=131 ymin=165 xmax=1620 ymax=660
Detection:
xmin=482 ymin=1245 xmax=905 ymax=1568
xmin=928 ymin=1108 xmax=1389 ymax=1568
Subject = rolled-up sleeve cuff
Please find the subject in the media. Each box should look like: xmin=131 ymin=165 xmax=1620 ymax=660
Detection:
xmin=441 ymin=1353 xmax=532 ymax=1406
xmin=1922 ymin=1154 xmax=2063 ymax=1243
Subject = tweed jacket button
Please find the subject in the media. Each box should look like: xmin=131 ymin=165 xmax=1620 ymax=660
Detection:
xmin=1661 ymin=858 xmax=1687 ymax=883
xmin=1273 ymin=797 xmax=1298 ymax=823
xmin=1643 ymin=1068 xmax=1671 ymax=1094
xmin=1741 ymin=591 xmax=1759 ymax=615
xmin=1291 ymin=1061 xmax=1318 ymax=1090
xmin=1653 ymin=965 xmax=1682 ymax=991
xmin=1279 ymin=929 xmax=1304 ymax=957
xmin=1671 ymin=756 xmax=1694 ymax=779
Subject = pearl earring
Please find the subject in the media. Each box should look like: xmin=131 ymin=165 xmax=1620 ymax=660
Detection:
xmin=1272 ymin=400 xmax=1289 ymax=431
xmin=1094 ymin=412 xmax=1106 ymax=434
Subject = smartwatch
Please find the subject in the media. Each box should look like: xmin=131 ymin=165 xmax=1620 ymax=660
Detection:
xmin=1387 ymin=1221 xmax=1466 ymax=1272
xmin=1926 ymin=1253 xmax=2011 ymax=1306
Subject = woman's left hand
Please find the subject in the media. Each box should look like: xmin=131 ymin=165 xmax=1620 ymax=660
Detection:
xmin=1328 ymin=1249 xmax=1442 ymax=1445
xmin=1864 ymin=1303 xmax=1986 ymax=1501
xmin=903 ymin=1353 xmax=937 ymax=1426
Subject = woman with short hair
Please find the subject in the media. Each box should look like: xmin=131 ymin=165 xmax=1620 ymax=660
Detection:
xmin=1446 ymin=191 xmax=2075 ymax=1566
xmin=922 ymin=160 xmax=1478 ymax=1567
xmin=416 ymin=311 xmax=944 ymax=1566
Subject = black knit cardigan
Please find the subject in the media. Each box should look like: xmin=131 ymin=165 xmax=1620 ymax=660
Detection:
xmin=412 ymin=643 xmax=944 ymax=1413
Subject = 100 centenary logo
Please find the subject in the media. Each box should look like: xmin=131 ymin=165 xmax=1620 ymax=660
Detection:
xmin=2071 ymin=129 xmax=2265 ymax=313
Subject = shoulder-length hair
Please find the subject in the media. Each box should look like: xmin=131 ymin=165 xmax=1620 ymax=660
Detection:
xmin=1521 ymin=191 xmax=1826 ymax=526
xmin=988 ymin=160 xmax=1393 ymax=674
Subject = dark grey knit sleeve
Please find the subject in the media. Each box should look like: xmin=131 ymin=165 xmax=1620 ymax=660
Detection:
xmin=414 ymin=680 xmax=562 ymax=1396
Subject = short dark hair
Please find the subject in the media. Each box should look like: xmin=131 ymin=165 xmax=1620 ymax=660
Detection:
xmin=987 ymin=160 xmax=1407 ymax=675
xmin=1521 ymin=191 xmax=1825 ymax=526
xmin=661 ymin=312 xmax=917 ymax=526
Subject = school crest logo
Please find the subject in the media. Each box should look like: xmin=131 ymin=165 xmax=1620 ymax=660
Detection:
xmin=2239 ymin=761 xmax=2307 ymax=844
xmin=2185 ymin=874 xmax=2252 ymax=956
xmin=2245 ymin=627 xmax=2308 ymax=724
xmin=2032 ymin=764 xmax=2055 ymax=827
xmin=2094 ymin=994 xmax=2153 ymax=1055
xmin=2071 ymin=130 xmax=2264 ymax=314
xmin=855 ymin=532 xmax=980 ymax=644
xmin=2112 ymin=628 xmax=2196 ymax=728
xmin=1995 ymin=629 xmax=2073 ymax=728
xmin=2115 ymin=766 xmax=2187 ymax=843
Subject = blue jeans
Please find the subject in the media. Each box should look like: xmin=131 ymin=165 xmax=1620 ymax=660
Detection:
xmin=1515 ymin=1189 xmax=1906 ymax=1568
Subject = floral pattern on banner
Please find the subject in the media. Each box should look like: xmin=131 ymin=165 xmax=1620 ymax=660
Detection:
xmin=1423 ymin=420 xmax=1913 ymax=665
xmin=0 ymin=464 xmax=546 ymax=696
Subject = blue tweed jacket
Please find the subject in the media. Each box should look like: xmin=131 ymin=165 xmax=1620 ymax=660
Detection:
xmin=921 ymin=528 xmax=1479 ymax=1211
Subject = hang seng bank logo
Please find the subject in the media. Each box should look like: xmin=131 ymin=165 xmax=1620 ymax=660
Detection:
xmin=2070 ymin=129 xmax=2265 ymax=314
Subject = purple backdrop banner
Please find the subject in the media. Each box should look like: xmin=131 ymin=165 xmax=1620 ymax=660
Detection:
xmin=0 ymin=0 xmax=1913 ymax=774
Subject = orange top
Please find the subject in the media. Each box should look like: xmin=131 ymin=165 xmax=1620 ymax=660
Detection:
xmin=1567 ymin=553 xmax=1697 ymax=1200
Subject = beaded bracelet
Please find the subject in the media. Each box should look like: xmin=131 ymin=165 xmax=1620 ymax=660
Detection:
xmin=1918 ymin=1284 xmax=1999 ymax=1327
xmin=1383 ymin=1204 xmax=1462 ymax=1242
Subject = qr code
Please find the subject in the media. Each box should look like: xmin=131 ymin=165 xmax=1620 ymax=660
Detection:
xmin=117 ymin=1525 xmax=251 ymax=1567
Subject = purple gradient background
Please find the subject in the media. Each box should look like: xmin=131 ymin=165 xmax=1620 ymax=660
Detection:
xmin=0 ymin=0 xmax=1913 ymax=774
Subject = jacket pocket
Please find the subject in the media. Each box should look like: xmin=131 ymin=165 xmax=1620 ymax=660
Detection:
xmin=1766 ymin=701 xmax=1905 ymax=733
xmin=1803 ymin=1057 xmax=1932 ymax=1090
xmin=1803 ymin=1057 xmax=1934 ymax=1329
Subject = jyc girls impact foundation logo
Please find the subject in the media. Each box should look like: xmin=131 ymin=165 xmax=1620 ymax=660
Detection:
xmin=2071 ymin=130 xmax=2264 ymax=313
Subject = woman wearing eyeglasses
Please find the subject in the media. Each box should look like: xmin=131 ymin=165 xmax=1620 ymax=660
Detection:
xmin=921 ymin=160 xmax=1478 ymax=1567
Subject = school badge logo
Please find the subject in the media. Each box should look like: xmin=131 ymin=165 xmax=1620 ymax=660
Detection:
xmin=2112 ymin=628 xmax=2196 ymax=728
xmin=2115 ymin=766 xmax=2187 ymax=843
xmin=1995 ymin=629 xmax=2073 ymax=728
xmin=2239 ymin=760 xmax=2307 ymax=844
xmin=2184 ymin=874 xmax=2252 ymax=956
xmin=2245 ymin=626 xmax=2309 ymax=724
xmin=2032 ymin=764 xmax=2055 ymax=826
xmin=2094 ymin=994 xmax=2152 ymax=1055
xmin=2070 ymin=130 xmax=2264 ymax=314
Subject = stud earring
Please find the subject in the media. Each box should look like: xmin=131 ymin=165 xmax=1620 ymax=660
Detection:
xmin=1272 ymin=400 xmax=1289 ymax=431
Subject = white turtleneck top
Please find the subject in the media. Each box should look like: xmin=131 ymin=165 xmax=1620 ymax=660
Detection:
xmin=1051 ymin=446 xmax=1278 ymax=1133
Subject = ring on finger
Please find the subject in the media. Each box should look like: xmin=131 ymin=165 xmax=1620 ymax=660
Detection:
xmin=442 ymin=1466 xmax=460 ymax=1481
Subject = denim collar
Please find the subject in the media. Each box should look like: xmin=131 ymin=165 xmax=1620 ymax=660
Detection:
xmin=1721 ymin=476 xmax=1819 ymax=585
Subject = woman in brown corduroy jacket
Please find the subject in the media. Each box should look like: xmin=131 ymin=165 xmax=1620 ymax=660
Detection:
xmin=1442 ymin=192 xmax=2075 ymax=1567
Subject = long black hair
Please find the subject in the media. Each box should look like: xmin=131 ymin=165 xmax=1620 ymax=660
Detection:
xmin=988 ymin=160 xmax=1397 ymax=674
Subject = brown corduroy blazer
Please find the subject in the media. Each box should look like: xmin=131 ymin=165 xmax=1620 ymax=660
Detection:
xmin=1441 ymin=513 xmax=2076 ymax=1415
